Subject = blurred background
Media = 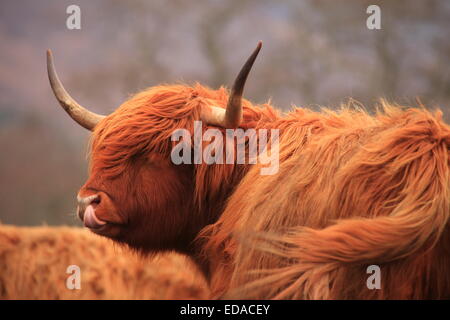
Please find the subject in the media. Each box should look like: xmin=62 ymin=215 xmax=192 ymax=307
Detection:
xmin=0 ymin=0 xmax=449 ymax=226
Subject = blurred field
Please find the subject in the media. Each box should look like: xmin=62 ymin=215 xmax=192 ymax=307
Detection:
xmin=0 ymin=225 xmax=208 ymax=299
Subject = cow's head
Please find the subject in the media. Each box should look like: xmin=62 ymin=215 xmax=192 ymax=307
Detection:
xmin=47 ymin=42 xmax=262 ymax=253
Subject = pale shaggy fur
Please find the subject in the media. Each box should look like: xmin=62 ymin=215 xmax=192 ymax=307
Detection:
xmin=0 ymin=225 xmax=208 ymax=299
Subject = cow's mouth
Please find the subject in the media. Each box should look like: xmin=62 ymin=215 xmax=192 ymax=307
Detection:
xmin=77 ymin=194 xmax=105 ymax=229
xmin=83 ymin=204 xmax=107 ymax=229
xmin=77 ymin=191 xmax=124 ymax=237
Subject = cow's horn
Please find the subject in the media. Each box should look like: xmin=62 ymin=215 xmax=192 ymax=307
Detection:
xmin=201 ymin=41 xmax=262 ymax=128
xmin=47 ymin=50 xmax=105 ymax=131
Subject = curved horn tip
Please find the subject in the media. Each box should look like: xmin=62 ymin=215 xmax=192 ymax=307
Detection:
xmin=46 ymin=49 xmax=54 ymax=63
xmin=222 ymin=40 xmax=262 ymax=128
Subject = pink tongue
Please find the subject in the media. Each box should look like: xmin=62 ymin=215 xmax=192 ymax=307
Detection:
xmin=84 ymin=205 xmax=106 ymax=229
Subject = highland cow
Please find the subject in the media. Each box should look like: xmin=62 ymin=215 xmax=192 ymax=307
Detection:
xmin=47 ymin=41 xmax=450 ymax=299
xmin=0 ymin=225 xmax=208 ymax=299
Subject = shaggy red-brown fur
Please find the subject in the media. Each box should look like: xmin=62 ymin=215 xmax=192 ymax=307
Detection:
xmin=78 ymin=83 xmax=450 ymax=299
xmin=201 ymin=102 xmax=450 ymax=299
xmin=0 ymin=225 xmax=208 ymax=299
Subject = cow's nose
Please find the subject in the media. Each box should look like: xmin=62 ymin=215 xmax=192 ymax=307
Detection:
xmin=77 ymin=194 xmax=100 ymax=220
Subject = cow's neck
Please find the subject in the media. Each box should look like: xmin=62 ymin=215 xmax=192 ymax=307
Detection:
xmin=188 ymin=106 xmax=281 ymax=286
